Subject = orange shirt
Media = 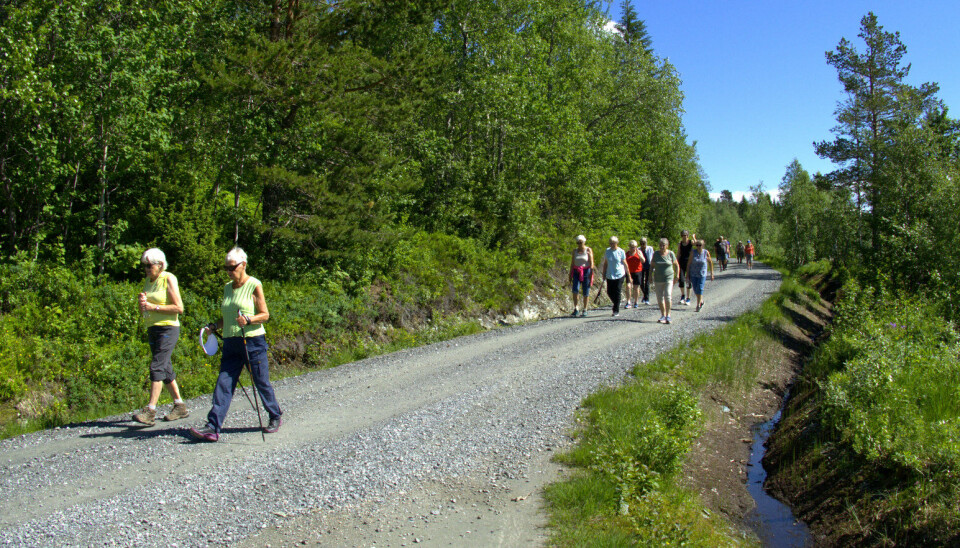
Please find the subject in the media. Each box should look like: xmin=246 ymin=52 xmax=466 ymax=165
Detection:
xmin=625 ymin=250 xmax=643 ymax=273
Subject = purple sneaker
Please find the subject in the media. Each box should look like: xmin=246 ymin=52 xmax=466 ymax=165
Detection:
xmin=189 ymin=425 xmax=219 ymax=442
xmin=265 ymin=416 xmax=282 ymax=434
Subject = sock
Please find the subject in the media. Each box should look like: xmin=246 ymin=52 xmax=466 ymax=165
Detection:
xmin=147 ymin=404 xmax=156 ymax=411
xmin=174 ymin=399 xmax=184 ymax=404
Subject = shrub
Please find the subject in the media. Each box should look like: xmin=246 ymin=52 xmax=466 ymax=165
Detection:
xmin=820 ymin=281 xmax=960 ymax=474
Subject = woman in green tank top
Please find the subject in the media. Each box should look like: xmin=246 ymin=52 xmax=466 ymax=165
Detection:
xmin=190 ymin=247 xmax=283 ymax=442
xmin=132 ymin=248 xmax=190 ymax=426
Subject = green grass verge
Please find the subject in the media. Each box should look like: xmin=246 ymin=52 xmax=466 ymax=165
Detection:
xmin=765 ymin=276 xmax=960 ymax=544
xmin=544 ymin=266 xmax=827 ymax=547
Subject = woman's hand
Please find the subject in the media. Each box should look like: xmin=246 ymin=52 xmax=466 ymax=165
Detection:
xmin=237 ymin=313 xmax=249 ymax=327
xmin=138 ymin=292 xmax=148 ymax=312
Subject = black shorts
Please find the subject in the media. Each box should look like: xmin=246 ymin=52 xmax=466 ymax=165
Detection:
xmin=630 ymin=271 xmax=642 ymax=285
xmin=147 ymin=325 xmax=179 ymax=383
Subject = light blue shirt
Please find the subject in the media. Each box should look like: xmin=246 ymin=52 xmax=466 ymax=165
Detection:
xmin=604 ymin=247 xmax=626 ymax=280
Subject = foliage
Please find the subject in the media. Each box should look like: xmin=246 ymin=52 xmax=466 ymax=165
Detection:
xmin=818 ymin=281 xmax=960 ymax=475
xmin=546 ymin=273 xmax=821 ymax=546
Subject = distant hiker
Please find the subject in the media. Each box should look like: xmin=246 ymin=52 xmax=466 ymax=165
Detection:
xmin=190 ymin=247 xmax=282 ymax=442
xmin=133 ymin=248 xmax=189 ymax=426
xmin=652 ymin=238 xmax=680 ymax=324
xmin=722 ymin=237 xmax=731 ymax=269
xmin=639 ymin=237 xmax=654 ymax=305
xmin=599 ymin=236 xmax=628 ymax=317
xmin=745 ymin=240 xmax=755 ymax=269
xmin=714 ymin=237 xmax=727 ymax=272
xmin=624 ymin=240 xmax=644 ymax=309
xmin=676 ymin=230 xmax=693 ymax=306
xmin=686 ymin=240 xmax=715 ymax=312
xmin=736 ymin=241 xmax=745 ymax=264
xmin=569 ymin=235 xmax=595 ymax=317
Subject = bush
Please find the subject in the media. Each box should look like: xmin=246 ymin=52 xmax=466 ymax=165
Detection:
xmin=819 ymin=281 xmax=960 ymax=474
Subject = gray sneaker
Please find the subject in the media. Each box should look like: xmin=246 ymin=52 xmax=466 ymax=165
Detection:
xmin=163 ymin=402 xmax=190 ymax=421
xmin=132 ymin=406 xmax=156 ymax=426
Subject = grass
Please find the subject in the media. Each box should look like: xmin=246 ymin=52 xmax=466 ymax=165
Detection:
xmin=764 ymin=277 xmax=960 ymax=545
xmin=543 ymin=264 xmax=829 ymax=546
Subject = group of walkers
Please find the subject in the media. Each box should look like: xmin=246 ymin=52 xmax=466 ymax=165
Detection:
xmin=569 ymin=231 xmax=756 ymax=323
xmin=711 ymin=237 xmax=755 ymax=271
xmin=133 ymin=246 xmax=282 ymax=442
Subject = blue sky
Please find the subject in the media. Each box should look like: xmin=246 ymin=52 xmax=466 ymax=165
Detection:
xmin=605 ymin=1 xmax=960 ymax=201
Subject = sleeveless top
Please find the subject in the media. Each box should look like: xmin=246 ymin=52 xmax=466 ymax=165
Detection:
xmin=143 ymin=271 xmax=179 ymax=328
xmin=222 ymin=277 xmax=266 ymax=338
xmin=572 ymin=248 xmax=590 ymax=268
xmin=652 ymin=251 xmax=677 ymax=283
xmin=689 ymin=249 xmax=709 ymax=278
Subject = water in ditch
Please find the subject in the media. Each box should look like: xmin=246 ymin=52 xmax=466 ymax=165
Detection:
xmin=745 ymin=401 xmax=814 ymax=547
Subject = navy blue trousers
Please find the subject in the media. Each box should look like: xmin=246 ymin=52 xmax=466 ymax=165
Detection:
xmin=206 ymin=335 xmax=282 ymax=432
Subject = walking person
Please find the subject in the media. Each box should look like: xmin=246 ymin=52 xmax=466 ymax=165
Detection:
xmin=736 ymin=241 xmax=745 ymax=264
xmin=132 ymin=248 xmax=189 ymax=425
xmin=569 ymin=235 xmax=594 ymax=317
xmin=722 ymin=237 xmax=731 ymax=269
xmin=714 ymin=237 xmax=727 ymax=272
xmin=639 ymin=238 xmax=654 ymax=305
xmin=686 ymin=240 xmax=715 ymax=312
xmin=652 ymin=238 xmax=680 ymax=324
xmin=599 ymin=236 xmax=628 ymax=317
xmin=745 ymin=240 xmax=755 ymax=269
xmin=676 ymin=230 xmax=693 ymax=306
xmin=190 ymin=247 xmax=282 ymax=442
xmin=624 ymin=240 xmax=644 ymax=309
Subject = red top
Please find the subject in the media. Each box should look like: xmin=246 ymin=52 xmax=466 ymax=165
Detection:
xmin=625 ymin=250 xmax=643 ymax=273
xmin=745 ymin=244 xmax=755 ymax=254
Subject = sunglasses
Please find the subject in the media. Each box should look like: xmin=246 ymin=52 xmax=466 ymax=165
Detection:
xmin=224 ymin=262 xmax=245 ymax=272
xmin=141 ymin=262 xmax=157 ymax=269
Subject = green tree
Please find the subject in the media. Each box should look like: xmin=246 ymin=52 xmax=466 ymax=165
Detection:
xmin=814 ymin=12 xmax=940 ymax=257
xmin=777 ymin=160 xmax=820 ymax=268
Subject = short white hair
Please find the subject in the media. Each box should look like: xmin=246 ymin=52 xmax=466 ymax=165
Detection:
xmin=629 ymin=240 xmax=638 ymax=247
xmin=659 ymin=237 xmax=669 ymax=247
xmin=226 ymin=247 xmax=248 ymax=265
xmin=141 ymin=248 xmax=167 ymax=270
xmin=609 ymin=236 xmax=619 ymax=244
xmin=576 ymin=234 xmax=586 ymax=243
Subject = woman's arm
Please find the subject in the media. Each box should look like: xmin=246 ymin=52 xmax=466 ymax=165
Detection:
xmin=587 ymin=247 xmax=595 ymax=269
xmin=238 ymin=284 xmax=270 ymax=326
xmin=707 ymin=252 xmax=714 ymax=278
xmin=163 ymin=276 xmax=185 ymax=315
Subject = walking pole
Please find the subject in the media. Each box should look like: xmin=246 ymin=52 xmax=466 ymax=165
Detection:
xmin=240 ymin=314 xmax=266 ymax=442
xmin=593 ymin=278 xmax=606 ymax=305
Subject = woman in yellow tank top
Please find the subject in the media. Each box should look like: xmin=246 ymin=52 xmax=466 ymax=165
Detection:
xmin=132 ymin=248 xmax=190 ymax=426
xmin=190 ymin=247 xmax=283 ymax=442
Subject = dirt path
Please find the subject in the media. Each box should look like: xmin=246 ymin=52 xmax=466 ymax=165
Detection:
xmin=0 ymin=264 xmax=780 ymax=546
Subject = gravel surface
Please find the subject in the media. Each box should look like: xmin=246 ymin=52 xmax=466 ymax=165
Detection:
xmin=0 ymin=264 xmax=780 ymax=546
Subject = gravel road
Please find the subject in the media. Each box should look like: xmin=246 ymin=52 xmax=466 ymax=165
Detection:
xmin=0 ymin=263 xmax=780 ymax=547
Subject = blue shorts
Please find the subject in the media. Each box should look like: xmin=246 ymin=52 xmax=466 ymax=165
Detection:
xmin=690 ymin=275 xmax=706 ymax=296
xmin=572 ymin=269 xmax=592 ymax=296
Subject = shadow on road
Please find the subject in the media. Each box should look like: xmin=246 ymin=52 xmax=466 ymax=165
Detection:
xmin=78 ymin=421 xmax=194 ymax=441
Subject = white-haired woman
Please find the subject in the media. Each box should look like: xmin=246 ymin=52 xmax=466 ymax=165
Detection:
xmin=133 ymin=248 xmax=189 ymax=425
xmin=568 ymin=235 xmax=594 ymax=317
xmin=190 ymin=247 xmax=282 ymax=442
xmin=652 ymin=238 xmax=680 ymax=324
xmin=599 ymin=236 xmax=628 ymax=317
